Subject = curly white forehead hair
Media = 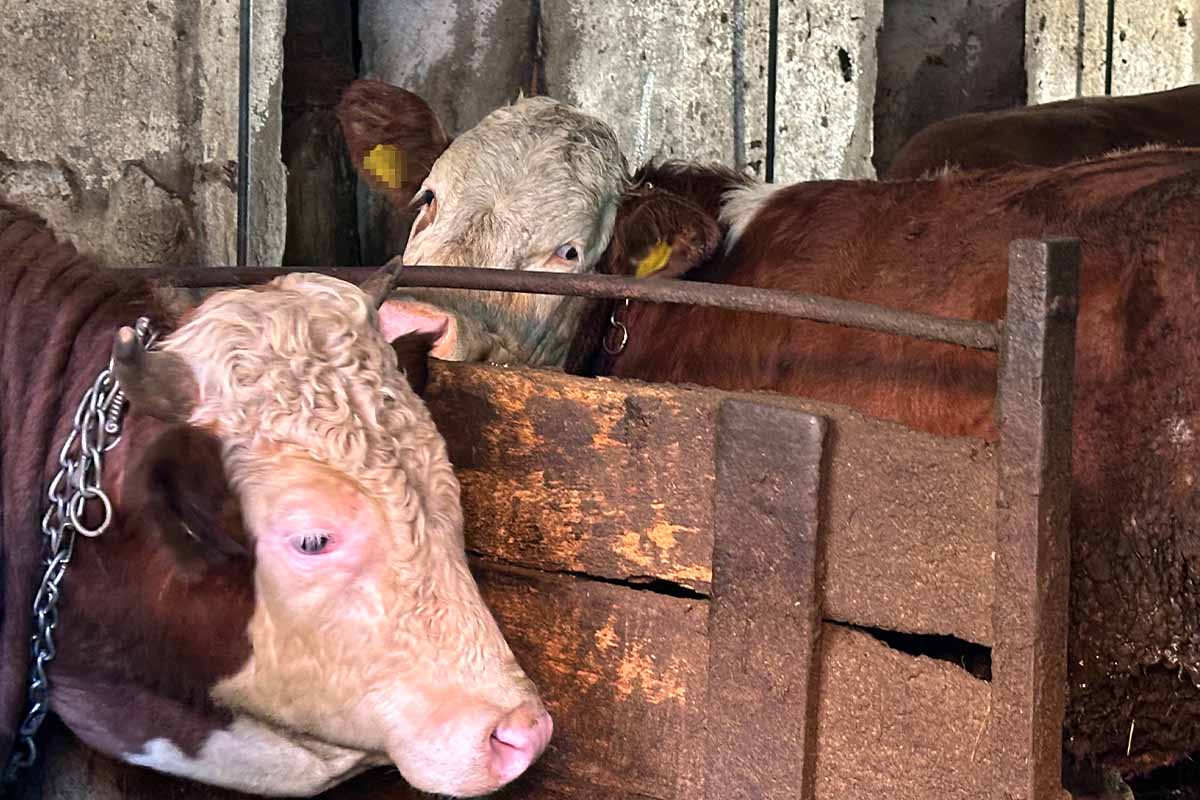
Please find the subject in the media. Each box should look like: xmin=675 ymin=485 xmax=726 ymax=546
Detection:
xmin=159 ymin=272 xmax=461 ymax=541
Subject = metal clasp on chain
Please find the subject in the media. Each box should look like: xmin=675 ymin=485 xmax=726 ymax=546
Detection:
xmin=3 ymin=317 xmax=157 ymax=784
xmin=603 ymin=298 xmax=630 ymax=356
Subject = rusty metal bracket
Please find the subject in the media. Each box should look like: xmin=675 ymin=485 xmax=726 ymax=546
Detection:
xmin=990 ymin=239 xmax=1079 ymax=800
xmin=705 ymin=399 xmax=826 ymax=800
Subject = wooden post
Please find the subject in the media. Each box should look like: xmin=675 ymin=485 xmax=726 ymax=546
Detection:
xmin=991 ymin=238 xmax=1079 ymax=800
xmin=704 ymin=400 xmax=826 ymax=800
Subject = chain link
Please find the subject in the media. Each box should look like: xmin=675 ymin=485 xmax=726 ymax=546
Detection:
xmin=3 ymin=317 xmax=157 ymax=785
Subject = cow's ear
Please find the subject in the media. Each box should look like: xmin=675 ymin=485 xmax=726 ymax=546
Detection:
xmin=336 ymin=79 xmax=452 ymax=203
xmin=605 ymin=188 xmax=722 ymax=280
xmin=122 ymin=426 xmax=249 ymax=582
xmin=389 ymin=331 xmax=439 ymax=397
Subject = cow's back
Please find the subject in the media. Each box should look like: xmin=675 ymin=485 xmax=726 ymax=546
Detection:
xmin=884 ymin=84 xmax=1200 ymax=179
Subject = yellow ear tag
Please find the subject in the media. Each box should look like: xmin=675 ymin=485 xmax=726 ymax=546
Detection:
xmin=363 ymin=144 xmax=406 ymax=190
xmin=634 ymin=240 xmax=673 ymax=278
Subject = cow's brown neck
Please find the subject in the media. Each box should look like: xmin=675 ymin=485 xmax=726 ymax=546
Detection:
xmin=567 ymin=161 xmax=747 ymax=378
xmin=0 ymin=199 xmax=170 ymax=768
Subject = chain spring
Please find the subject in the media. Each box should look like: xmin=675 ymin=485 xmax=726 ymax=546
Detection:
xmin=3 ymin=317 xmax=157 ymax=784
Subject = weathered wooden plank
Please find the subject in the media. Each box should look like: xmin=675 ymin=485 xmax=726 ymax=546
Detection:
xmin=28 ymin=605 xmax=995 ymax=800
xmin=427 ymin=365 xmax=718 ymax=593
xmin=813 ymin=625 xmax=992 ymax=800
xmin=473 ymin=561 xmax=710 ymax=800
xmin=426 ymin=362 xmax=998 ymax=645
xmin=989 ymin=241 xmax=1076 ymax=800
xmin=704 ymin=401 xmax=824 ymax=800
xmin=325 ymin=562 xmax=711 ymax=800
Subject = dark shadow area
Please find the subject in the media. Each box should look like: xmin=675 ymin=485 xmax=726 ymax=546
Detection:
xmin=281 ymin=0 xmax=362 ymax=267
xmin=872 ymin=0 xmax=1026 ymax=175
xmin=831 ymin=620 xmax=992 ymax=681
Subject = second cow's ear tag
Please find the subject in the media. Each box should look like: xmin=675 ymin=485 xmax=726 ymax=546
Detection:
xmin=363 ymin=144 xmax=407 ymax=190
xmin=634 ymin=240 xmax=673 ymax=278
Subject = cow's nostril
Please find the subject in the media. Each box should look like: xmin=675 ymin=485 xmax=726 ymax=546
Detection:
xmin=487 ymin=706 xmax=553 ymax=783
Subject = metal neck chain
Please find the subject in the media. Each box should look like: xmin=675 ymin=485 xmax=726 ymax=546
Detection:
xmin=3 ymin=317 xmax=158 ymax=785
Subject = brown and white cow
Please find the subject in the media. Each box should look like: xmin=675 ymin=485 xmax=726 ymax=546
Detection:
xmin=336 ymin=79 xmax=1200 ymax=779
xmin=883 ymin=82 xmax=1200 ymax=179
xmin=0 ymin=197 xmax=551 ymax=797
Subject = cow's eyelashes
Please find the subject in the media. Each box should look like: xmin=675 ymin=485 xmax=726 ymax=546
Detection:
xmin=293 ymin=532 xmax=333 ymax=555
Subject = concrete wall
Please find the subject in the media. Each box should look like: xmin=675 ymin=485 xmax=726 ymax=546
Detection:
xmin=1026 ymin=0 xmax=1199 ymax=103
xmin=355 ymin=0 xmax=881 ymax=258
xmin=0 ymin=0 xmax=287 ymax=268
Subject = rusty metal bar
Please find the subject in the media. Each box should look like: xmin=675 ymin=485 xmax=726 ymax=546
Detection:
xmin=122 ymin=265 xmax=1001 ymax=351
xmin=990 ymin=238 xmax=1078 ymax=800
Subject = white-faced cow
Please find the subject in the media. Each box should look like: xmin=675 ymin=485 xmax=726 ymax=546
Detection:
xmin=0 ymin=197 xmax=551 ymax=797
xmin=336 ymin=79 xmax=1200 ymax=781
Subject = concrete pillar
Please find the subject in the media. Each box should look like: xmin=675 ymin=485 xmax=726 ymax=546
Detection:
xmin=0 ymin=0 xmax=286 ymax=268
xmin=540 ymin=0 xmax=770 ymax=178
xmin=1024 ymin=0 xmax=1109 ymax=103
xmin=1109 ymin=1 xmax=1199 ymax=95
xmin=1026 ymin=0 xmax=1198 ymax=104
xmin=356 ymin=0 xmax=538 ymax=264
xmin=773 ymin=0 xmax=883 ymax=183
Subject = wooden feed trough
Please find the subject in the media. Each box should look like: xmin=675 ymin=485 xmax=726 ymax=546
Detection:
xmin=13 ymin=239 xmax=1079 ymax=800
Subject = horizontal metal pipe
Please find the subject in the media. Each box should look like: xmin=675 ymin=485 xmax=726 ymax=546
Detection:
xmin=124 ymin=265 xmax=1001 ymax=351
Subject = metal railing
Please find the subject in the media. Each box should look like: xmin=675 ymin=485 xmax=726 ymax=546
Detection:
xmin=124 ymin=265 xmax=1001 ymax=352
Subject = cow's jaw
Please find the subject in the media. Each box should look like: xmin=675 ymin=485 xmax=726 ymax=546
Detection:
xmin=125 ymin=716 xmax=383 ymax=797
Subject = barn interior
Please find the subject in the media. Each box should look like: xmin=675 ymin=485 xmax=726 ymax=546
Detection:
xmin=2 ymin=1 xmax=1199 ymax=799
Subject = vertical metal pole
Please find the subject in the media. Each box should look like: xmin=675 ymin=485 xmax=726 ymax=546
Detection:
xmin=237 ymin=0 xmax=252 ymax=267
xmin=991 ymin=238 xmax=1079 ymax=800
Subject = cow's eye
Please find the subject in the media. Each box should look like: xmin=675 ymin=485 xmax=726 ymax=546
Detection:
xmin=554 ymin=243 xmax=580 ymax=262
xmin=294 ymin=533 xmax=332 ymax=555
xmin=416 ymin=188 xmax=435 ymax=208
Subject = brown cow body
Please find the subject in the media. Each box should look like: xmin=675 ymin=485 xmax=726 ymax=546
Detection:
xmin=0 ymin=198 xmax=551 ymax=796
xmin=884 ymin=83 xmax=1200 ymax=179
xmin=611 ymin=153 xmax=1200 ymax=773
xmin=337 ymin=81 xmax=1200 ymax=777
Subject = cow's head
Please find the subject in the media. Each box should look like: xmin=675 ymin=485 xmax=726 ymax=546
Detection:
xmin=336 ymin=79 xmax=729 ymax=370
xmin=46 ymin=265 xmax=550 ymax=797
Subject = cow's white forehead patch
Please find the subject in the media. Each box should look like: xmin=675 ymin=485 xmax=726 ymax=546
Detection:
xmin=125 ymin=716 xmax=384 ymax=797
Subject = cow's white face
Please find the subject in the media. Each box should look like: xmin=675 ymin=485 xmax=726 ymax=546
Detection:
xmin=338 ymin=83 xmax=630 ymax=367
xmin=56 ymin=273 xmax=550 ymax=798
xmin=336 ymin=81 xmax=723 ymax=372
